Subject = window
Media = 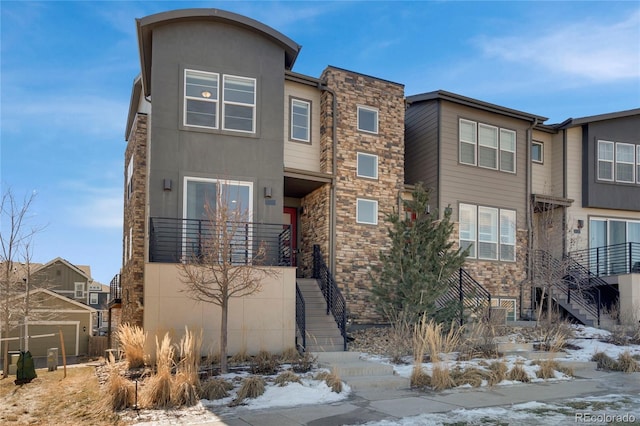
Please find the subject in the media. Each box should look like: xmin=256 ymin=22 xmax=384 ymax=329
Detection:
xmin=616 ymin=143 xmax=635 ymax=183
xmin=478 ymin=124 xmax=498 ymax=169
xmin=637 ymin=145 xmax=640 ymax=184
xmin=290 ymin=98 xmax=310 ymax=142
xmin=459 ymin=119 xmax=516 ymax=172
xmin=597 ymin=141 xmax=614 ymax=181
xmin=500 ymin=129 xmax=516 ymax=173
xmin=356 ymin=199 xmax=378 ymax=225
xmin=90 ymin=293 xmax=98 ymax=305
xmin=184 ymin=69 xmax=219 ymax=128
xmin=492 ymin=298 xmax=517 ymax=321
xmin=126 ymin=156 xmax=134 ymax=200
xmin=74 ymin=282 xmax=84 ymax=299
xmin=459 ymin=119 xmax=477 ymax=165
xmin=357 ymin=153 xmax=378 ymax=179
xmin=129 ymin=228 xmax=133 ymax=261
xmin=459 ymin=203 xmax=516 ymax=261
xmin=532 ymin=141 xmax=543 ymax=163
xmin=223 ymin=75 xmax=256 ymax=133
xmin=357 ymin=106 xmax=378 ymax=134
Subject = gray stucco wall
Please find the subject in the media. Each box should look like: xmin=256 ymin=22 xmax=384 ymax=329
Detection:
xmin=148 ymin=20 xmax=286 ymax=224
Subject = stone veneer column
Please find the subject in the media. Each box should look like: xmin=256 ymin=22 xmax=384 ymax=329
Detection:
xmin=321 ymin=67 xmax=405 ymax=324
xmin=120 ymin=113 xmax=147 ymax=327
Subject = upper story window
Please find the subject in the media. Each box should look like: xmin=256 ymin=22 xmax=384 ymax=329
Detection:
xmin=223 ymin=75 xmax=256 ymax=133
xmin=184 ymin=70 xmax=256 ymax=133
xmin=90 ymin=293 xmax=99 ymax=305
xmin=459 ymin=203 xmax=516 ymax=262
xmin=74 ymin=282 xmax=85 ymax=299
xmin=126 ymin=156 xmax=134 ymax=200
xmin=598 ymin=140 xmax=639 ymax=184
xmin=290 ymin=98 xmax=310 ymax=142
xmin=459 ymin=119 xmax=516 ymax=173
xmin=185 ymin=69 xmax=219 ymax=128
xmin=357 ymin=106 xmax=378 ymax=134
xmin=357 ymin=152 xmax=378 ymax=179
xmin=356 ymin=198 xmax=378 ymax=225
xmin=532 ymin=141 xmax=544 ymax=163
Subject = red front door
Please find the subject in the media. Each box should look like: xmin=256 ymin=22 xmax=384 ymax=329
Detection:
xmin=283 ymin=207 xmax=297 ymax=267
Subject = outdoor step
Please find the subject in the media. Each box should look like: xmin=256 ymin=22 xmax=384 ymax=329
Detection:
xmin=340 ymin=375 xmax=410 ymax=391
xmin=524 ymin=351 xmax=568 ymax=360
xmin=495 ymin=342 xmax=534 ymax=353
xmin=306 ymin=344 xmax=345 ymax=353
xmin=327 ymin=362 xmax=395 ymax=377
xmin=556 ymin=360 xmax=598 ymax=371
xmin=314 ymin=351 xmax=362 ymax=363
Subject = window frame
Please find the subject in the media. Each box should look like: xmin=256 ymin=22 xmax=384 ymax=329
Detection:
xmin=637 ymin=145 xmax=640 ymax=184
xmin=459 ymin=203 xmax=477 ymax=258
xmin=356 ymin=198 xmax=378 ymax=225
xmin=597 ymin=140 xmax=615 ymax=181
xmin=478 ymin=123 xmax=499 ymax=170
xmin=499 ymin=209 xmax=516 ymax=261
xmin=532 ymin=141 xmax=544 ymax=164
xmin=500 ymin=128 xmax=517 ymax=173
xmin=615 ymin=142 xmax=635 ymax=184
xmin=222 ymin=74 xmax=257 ymax=133
xmin=184 ymin=69 xmax=219 ymax=129
xmin=357 ymin=105 xmax=379 ymax=134
xmin=126 ymin=156 xmax=134 ymax=200
xmin=478 ymin=206 xmax=499 ymax=260
xmin=356 ymin=152 xmax=379 ymax=179
xmin=459 ymin=203 xmax=516 ymax=262
xmin=459 ymin=119 xmax=477 ymax=166
xmin=90 ymin=293 xmax=99 ymax=305
xmin=74 ymin=282 xmax=85 ymax=299
xmin=290 ymin=97 xmax=311 ymax=143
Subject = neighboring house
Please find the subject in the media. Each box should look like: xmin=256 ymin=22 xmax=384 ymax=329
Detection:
xmin=111 ymin=8 xmax=639 ymax=355
xmin=3 ymin=288 xmax=96 ymax=358
xmin=87 ymin=282 xmax=110 ymax=333
xmin=405 ymin=91 xmax=547 ymax=321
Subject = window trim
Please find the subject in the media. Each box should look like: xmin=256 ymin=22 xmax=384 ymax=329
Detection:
xmin=90 ymin=293 xmax=99 ymax=305
xmin=615 ymin=142 xmax=635 ymax=184
xmin=478 ymin=123 xmax=499 ymax=170
xmin=532 ymin=141 xmax=544 ymax=164
xmin=74 ymin=282 xmax=85 ymax=299
xmin=290 ymin=97 xmax=311 ymax=143
xmin=500 ymin=128 xmax=517 ymax=173
xmin=459 ymin=118 xmax=516 ymax=172
xmin=356 ymin=198 xmax=378 ymax=225
xmin=357 ymin=105 xmax=379 ymax=134
xmin=356 ymin=152 xmax=379 ymax=179
xmin=459 ymin=119 xmax=477 ymax=166
xmin=459 ymin=203 xmax=516 ymax=262
xmin=597 ymin=140 xmax=615 ymax=182
xmin=126 ymin=156 xmax=134 ymax=200
xmin=637 ymin=145 xmax=640 ymax=184
xmin=184 ymin=69 xmax=220 ymax=130
xmin=222 ymin=74 xmax=257 ymax=133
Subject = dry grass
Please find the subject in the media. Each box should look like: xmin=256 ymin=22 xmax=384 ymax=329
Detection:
xmin=450 ymin=366 xmax=488 ymax=388
xmin=230 ymin=376 xmax=266 ymax=406
xmin=410 ymin=366 xmax=431 ymax=388
xmin=386 ymin=312 xmax=414 ymax=363
xmin=534 ymin=319 xmax=573 ymax=352
xmin=535 ymin=360 xmax=560 ymax=379
xmin=280 ymin=347 xmax=301 ymax=363
xmin=591 ymin=351 xmax=617 ymax=371
xmin=292 ymin=351 xmax=317 ymax=373
xmin=106 ymin=363 xmax=136 ymax=410
xmin=430 ymin=365 xmax=455 ymax=391
xmin=274 ymin=370 xmax=301 ymax=387
xmin=323 ymin=369 xmax=343 ymax=393
xmin=487 ymin=360 xmax=508 ymax=386
xmin=201 ymin=378 xmax=234 ymax=400
xmin=251 ymin=350 xmax=279 ymax=375
xmin=116 ymin=324 xmax=147 ymax=369
xmin=141 ymin=333 xmax=175 ymax=409
xmin=230 ymin=348 xmax=250 ymax=365
xmin=172 ymin=328 xmax=202 ymax=407
xmin=459 ymin=320 xmax=499 ymax=359
xmin=617 ymin=351 xmax=639 ymax=373
xmin=172 ymin=372 xmax=199 ymax=407
xmin=507 ymin=362 xmax=530 ymax=383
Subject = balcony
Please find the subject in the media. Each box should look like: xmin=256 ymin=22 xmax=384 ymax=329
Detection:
xmin=570 ymin=242 xmax=640 ymax=277
xmin=149 ymin=217 xmax=293 ymax=267
xmin=109 ymin=274 xmax=121 ymax=307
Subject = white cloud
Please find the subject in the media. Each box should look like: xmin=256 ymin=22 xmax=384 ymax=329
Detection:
xmin=474 ymin=11 xmax=640 ymax=82
xmin=59 ymin=180 xmax=123 ymax=230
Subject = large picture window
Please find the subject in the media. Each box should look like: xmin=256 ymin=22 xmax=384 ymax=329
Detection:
xmin=459 ymin=119 xmax=516 ymax=172
xmin=459 ymin=203 xmax=516 ymax=261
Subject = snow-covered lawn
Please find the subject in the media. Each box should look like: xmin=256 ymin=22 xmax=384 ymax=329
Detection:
xmin=122 ymin=325 xmax=640 ymax=425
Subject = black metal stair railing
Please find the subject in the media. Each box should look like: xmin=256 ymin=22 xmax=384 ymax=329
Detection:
xmin=295 ymin=283 xmax=306 ymax=351
xmin=440 ymin=268 xmax=492 ymax=325
xmin=570 ymin=242 xmax=640 ymax=277
xmin=312 ymin=245 xmax=347 ymax=351
xmin=109 ymin=274 xmax=121 ymax=304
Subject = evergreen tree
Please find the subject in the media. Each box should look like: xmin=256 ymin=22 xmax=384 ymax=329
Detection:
xmin=371 ymin=183 xmax=468 ymax=325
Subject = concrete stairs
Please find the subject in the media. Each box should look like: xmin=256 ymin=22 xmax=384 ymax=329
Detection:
xmin=297 ymin=278 xmax=345 ymax=352
xmin=548 ymin=285 xmax=615 ymax=328
xmin=314 ymin=351 xmax=410 ymax=391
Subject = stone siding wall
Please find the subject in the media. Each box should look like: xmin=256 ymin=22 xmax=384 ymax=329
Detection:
xmin=321 ymin=67 xmax=405 ymax=323
xmin=120 ymin=113 xmax=147 ymax=327
xmin=299 ymin=184 xmax=331 ymax=278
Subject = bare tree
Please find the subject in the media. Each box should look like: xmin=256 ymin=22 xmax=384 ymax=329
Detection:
xmin=0 ymin=189 xmax=41 ymax=378
xmin=179 ymin=187 xmax=279 ymax=373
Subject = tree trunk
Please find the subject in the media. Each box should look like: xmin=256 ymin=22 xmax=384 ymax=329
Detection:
xmin=2 ymin=328 xmax=8 ymax=379
xmin=220 ymin=298 xmax=228 ymax=374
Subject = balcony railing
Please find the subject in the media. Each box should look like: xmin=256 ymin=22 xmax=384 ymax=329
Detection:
xmin=570 ymin=242 xmax=640 ymax=277
xmin=149 ymin=217 xmax=293 ymax=267
xmin=109 ymin=274 xmax=121 ymax=303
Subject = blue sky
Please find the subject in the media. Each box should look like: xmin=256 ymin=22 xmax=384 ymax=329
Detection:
xmin=1 ymin=1 xmax=639 ymax=285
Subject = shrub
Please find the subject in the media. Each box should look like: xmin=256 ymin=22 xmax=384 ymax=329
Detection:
xmin=535 ymin=360 xmax=560 ymax=379
xmin=201 ymin=378 xmax=234 ymax=400
xmin=450 ymin=366 xmax=487 ymax=388
xmin=591 ymin=351 xmax=617 ymax=371
xmin=323 ymin=369 xmax=343 ymax=393
xmin=274 ymin=370 xmax=301 ymax=387
xmin=507 ymin=362 xmax=530 ymax=383
xmin=279 ymin=347 xmax=301 ymax=363
xmin=230 ymin=348 xmax=250 ymax=365
xmin=230 ymin=376 xmax=266 ymax=406
xmin=292 ymin=352 xmax=317 ymax=373
xmin=617 ymin=351 xmax=639 ymax=373
xmin=487 ymin=360 xmax=507 ymax=386
xmin=116 ymin=324 xmax=147 ymax=369
xmin=250 ymin=350 xmax=279 ymax=375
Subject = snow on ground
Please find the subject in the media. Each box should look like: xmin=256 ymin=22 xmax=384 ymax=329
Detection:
xmin=123 ymin=325 xmax=640 ymax=425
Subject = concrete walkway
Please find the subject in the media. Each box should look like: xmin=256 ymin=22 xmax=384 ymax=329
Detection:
xmin=199 ymin=365 xmax=640 ymax=425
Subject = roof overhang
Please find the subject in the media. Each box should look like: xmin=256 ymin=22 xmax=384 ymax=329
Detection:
xmin=136 ymin=8 xmax=301 ymax=98
xmin=284 ymin=168 xmax=332 ymax=198
xmin=532 ymin=194 xmax=574 ymax=212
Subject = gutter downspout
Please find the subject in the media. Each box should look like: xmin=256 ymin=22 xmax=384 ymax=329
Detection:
xmin=319 ymin=83 xmax=338 ymax=274
xmin=562 ymin=128 xmax=568 ymax=256
xmin=525 ymin=118 xmax=539 ymax=319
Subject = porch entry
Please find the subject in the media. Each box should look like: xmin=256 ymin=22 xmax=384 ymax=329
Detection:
xmin=283 ymin=207 xmax=297 ymax=268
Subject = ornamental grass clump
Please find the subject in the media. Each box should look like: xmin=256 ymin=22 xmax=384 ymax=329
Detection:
xmin=105 ymin=353 xmax=135 ymax=411
xmin=274 ymin=370 xmax=302 ymax=387
xmin=487 ymin=360 xmax=508 ymax=386
xmin=230 ymin=376 xmax=266 ymax=406
xmin=617 ymin=351 xmax=639 ymax=373
xmin=172 ymin=327 xmax=203 ymax=407
xmin=507 ymin=361 xmax=530 ymax=383
xmin=116 ymin=324 xmax=147 ymax=369
xmin=141 ymin=333 xmax=174 ymax=409
xmin=201 ymin=378 xmax=234 ymax=400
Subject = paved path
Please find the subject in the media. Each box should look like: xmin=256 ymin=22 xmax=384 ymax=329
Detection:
xmin=196 ymin=368 xmax=640 ymax=425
